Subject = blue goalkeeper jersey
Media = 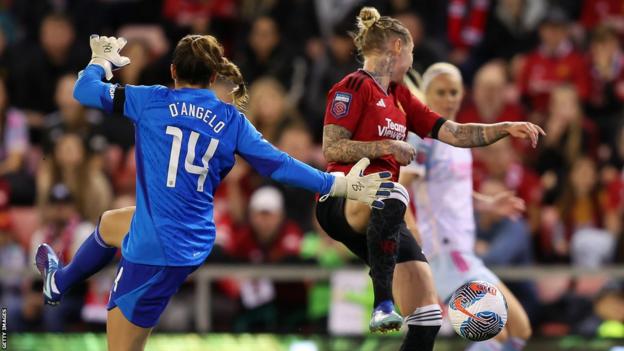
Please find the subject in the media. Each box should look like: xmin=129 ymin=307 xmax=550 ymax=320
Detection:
xmin=74 ymin=65 xmax=335 ymax=266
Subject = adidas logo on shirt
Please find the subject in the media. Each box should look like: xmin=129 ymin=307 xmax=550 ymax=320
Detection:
xmin=376 ymin=99 xmax=386 ymax=108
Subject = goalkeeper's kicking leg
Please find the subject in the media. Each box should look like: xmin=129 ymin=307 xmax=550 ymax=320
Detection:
xmin=35 ymin=207 xmax=135 ymax=305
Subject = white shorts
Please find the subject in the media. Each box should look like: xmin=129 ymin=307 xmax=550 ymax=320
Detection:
xmin=428 ymin=250 xmax=500 ymax=302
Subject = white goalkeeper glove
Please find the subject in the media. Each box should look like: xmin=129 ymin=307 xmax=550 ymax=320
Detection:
xmin=89 ymin=34 xmax=131 ymax=81
xmin=323 ymin=158 xmax=394 ymax=210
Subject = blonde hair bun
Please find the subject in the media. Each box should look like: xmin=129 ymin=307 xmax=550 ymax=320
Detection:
xmin=357 ymin=7 xmax=381 ymax=30
xmin=352 ymin=7 xmax=410 ymax=56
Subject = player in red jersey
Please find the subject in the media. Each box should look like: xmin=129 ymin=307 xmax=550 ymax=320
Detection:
xmin=315 ymin=7 xmax=544 ymax=350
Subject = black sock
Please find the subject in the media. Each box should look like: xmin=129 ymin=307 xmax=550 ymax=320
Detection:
xmin=366 ymin=197 xmax=406 ymax=307
xmin=400 ymin=325 xmax=441 ymax=351
xmin=400 ymin=304 xmax=442 ymax=351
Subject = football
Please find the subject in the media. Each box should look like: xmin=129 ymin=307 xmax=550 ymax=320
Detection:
xmin=448 ymin=281 xmax=508 ymax=341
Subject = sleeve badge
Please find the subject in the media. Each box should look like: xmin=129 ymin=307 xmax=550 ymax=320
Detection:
xmin=331 ymin=92 xmax=352 ymax=118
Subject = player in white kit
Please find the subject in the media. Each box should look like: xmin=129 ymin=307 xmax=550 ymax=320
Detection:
xmin=400 ymin=63 xmax=532 ymax=351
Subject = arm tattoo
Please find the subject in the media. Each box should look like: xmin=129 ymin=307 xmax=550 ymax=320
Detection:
xmin=442 ymin=121 xmax=510 ymax=147
xmin=322 ymin=125 xmax=390 ymax=163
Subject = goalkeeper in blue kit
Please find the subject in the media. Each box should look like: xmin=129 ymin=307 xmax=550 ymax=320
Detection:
xmin=35 ymin=34 xmax=392 ymax=351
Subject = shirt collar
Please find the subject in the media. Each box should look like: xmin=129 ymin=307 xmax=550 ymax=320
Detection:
xmin=358 ymin=69 xmax=390 ymax=96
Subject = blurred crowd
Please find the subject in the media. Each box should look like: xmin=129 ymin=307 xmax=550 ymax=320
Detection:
xmin=0 ymin=0 xmax=623 ymax=339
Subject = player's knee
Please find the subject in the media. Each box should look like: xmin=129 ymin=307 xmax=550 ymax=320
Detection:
xmin=98 ymin=210 xmax=116 ymax=246
xmin=98 ymin=207 xmax=134 ymax=247
xmin=495 ymin=326 xmax=509 ymax=343
xmin=411 ymin=262 xmax=438 ymax=304
xmin=508 ymin=303 xmax=532 ymax=340
xmin=99 ymin=209 xmax=128 ymax=247
xmin=516 ymin=322 xmax=532 ymax=340
xmin=373 ymin=183 xmax=409 ymax=220
xmin=414 ymin=275 xmax=437 ymax=306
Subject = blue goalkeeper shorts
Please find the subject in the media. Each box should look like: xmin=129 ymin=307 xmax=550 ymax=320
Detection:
xmin=107 ymin=257 xmax=200 ymax=328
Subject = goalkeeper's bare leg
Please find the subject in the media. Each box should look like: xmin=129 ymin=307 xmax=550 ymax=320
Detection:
xmin=107 ymin=307 xmax=152 ymax=351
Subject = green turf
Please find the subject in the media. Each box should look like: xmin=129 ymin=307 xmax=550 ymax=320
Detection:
xmin=7 ymin=333 xmax=624 ymax=351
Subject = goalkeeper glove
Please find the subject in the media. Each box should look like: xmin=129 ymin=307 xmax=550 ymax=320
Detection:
xmin=89 ymin=34 xmax=131 ymax=81
xmin=324 ymin=158 xmax=394 ymax=209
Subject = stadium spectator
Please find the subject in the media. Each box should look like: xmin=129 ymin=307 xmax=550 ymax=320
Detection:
xmin=580 ymin=0 xmax=624 ymax=37
xmin=518 ymin=8 xmax=590 ymax=113
xmin=6 ymin=13 xmax=88 ymax=119
xmin=0 ymin=27 xmax=10 ymax=77
xmin=586 ymin=25 xmax=624 ymax=142
xmin=394 ymin=12 xmax=443 ymax=73
xmin=116 ymin=40 xmax=151 ymax=86
xmin=299 ymin=218 xmax=356 ymax=330
xmin=310 ymin=0 xmax=364 ymax=39
xmin=535 ymin=85 xmax=599 ymax=201
xmin=226 ymin=186 xmax=303 ymax=263
xmin=218 ymin=159 xmax=259 ymax=230
xmin=0 ymin=185 xmax=28 ymax=331
xmin=477 ymin=0 xmax=545 ymax=62
xmin=446 ymin=0 xmax=490 ymax=66
xmin=274 ymin=121 xmax=318 ymax=232
xmin=226 ymin=186 xmax=306 ymax=332
xmin=475 ymin=179 xmax=533 ymax=266
xmin=257 ymin=0 xmax=321 ymax=54
xmin=540 ymin=157 xmax=613 ymax=263
xmin=473 ymin=139 xmax=543 ymax=232
xmin=0 ymin=75 xmax=33 ymax=205
xmin=571 ymin=227 xmax=616 ymax=267
xmin=116 ymin=25 xmax=173 ymax=85
xmin=246 ymin=77 xmax=297 ymax=143
xmin=593 ymin=281 xmax=624 ymax=338
xmin=162 ymin=0 xmax=237 ymax=39
xmin=236 ymin=16 xmax=294 ymax=90
xmin=36 ymin=133 xmax=112 ymax=223
xmin=43 ymin=74 xmax=107 ymax=155
xmin=29 ymin=183 xmax=93 ymax=331
xmin=302 ymin=22 xmax=359 ymax=141
xmin=597 ymin=124 xmax=624 ymax=247
xmin=457 ymin=61 xmax=526 ymax=125
xmin=108 ymin=145 xmax=136 ymax=196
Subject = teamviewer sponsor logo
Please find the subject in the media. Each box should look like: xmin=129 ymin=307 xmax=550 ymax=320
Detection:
xmin=377 ymin=118 xmax=406 ymax=140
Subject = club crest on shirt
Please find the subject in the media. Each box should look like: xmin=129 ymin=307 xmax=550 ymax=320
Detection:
xmin=331 ymin=92 xmax=352 ymax=118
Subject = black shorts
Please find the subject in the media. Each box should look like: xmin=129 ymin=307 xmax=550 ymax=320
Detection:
xmin=315 ymin=196 xmax=427 ymax=264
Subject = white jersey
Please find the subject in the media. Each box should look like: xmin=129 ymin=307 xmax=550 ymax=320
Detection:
xmin=402 ymin=133 xmax=475 ymax=257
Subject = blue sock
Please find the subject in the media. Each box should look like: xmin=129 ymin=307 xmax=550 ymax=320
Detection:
xmin=54 ymin=225 xmax=117 ymax=294
xmin=375 ymin=299 xmax=395 ymax=313
xmin=502 ymin=337 xmax=526 ymax=351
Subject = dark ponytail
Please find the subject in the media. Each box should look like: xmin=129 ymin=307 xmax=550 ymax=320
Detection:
xmin=173 ymin=35 xmax=249 ymax=110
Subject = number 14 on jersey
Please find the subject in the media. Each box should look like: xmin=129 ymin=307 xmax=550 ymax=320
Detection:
xmin=165 ymin=126 xmax=219 ymax=192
